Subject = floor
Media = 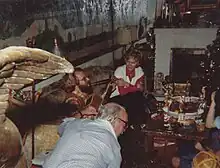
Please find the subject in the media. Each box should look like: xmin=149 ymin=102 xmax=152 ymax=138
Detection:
xmin=120 ymin=127 xmax=177 ymax=168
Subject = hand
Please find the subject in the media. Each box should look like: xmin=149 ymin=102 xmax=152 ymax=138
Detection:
xmin=195 ymin=142 xmax=204 ymax=151
xmin=137 ymin=83 xmax=144 ymax=91
xmin=110 ymin=83 xmax=116 ymax=91
xmin=172 ymin=157 xmax=180 ymax=168
xmin=211 ymin=91 xmax=216 ymax=105
xmin=116 ymin=79 xmax=130 ymax=87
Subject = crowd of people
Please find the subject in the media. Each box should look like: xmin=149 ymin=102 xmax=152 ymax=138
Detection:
xmin=39 ymin=46 xmax=149 ymax=168
xmin=7 ymin=45 xmax=150 ymax=168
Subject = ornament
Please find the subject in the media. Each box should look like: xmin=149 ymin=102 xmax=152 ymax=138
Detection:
xmin=200 ymin=61 xmax=205 ymax=67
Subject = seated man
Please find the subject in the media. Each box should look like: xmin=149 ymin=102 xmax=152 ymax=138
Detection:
xmin=42 ymin=103 xmax=128 ymax=168
xmin=40 ymin=67 xmax=93 ymax=109
xmin=26 ymin=103 xmax=102 ymax=167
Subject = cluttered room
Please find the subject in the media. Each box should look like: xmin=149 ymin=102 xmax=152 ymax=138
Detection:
xmin=1 ymin=0 xmax=220 ymax=168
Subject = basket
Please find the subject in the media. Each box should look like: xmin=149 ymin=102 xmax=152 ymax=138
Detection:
xmin=193 ymin=151 xmax=220 ymax=168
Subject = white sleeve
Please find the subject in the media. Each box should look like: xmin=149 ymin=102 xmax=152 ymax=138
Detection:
xmin=139 ymin=67 xmax=144 ymax=77
xmin=114 ymin=67 xmax=123 ymax=79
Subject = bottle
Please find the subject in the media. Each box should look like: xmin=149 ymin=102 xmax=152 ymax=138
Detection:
xmin=53 ymin=38 xmax=62 ymax=57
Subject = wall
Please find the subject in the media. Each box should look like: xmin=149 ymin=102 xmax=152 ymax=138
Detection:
xmin=0 ymin=0 xmax=156 ymax=48
xmin=155 ymin=28 xmax=217 ymax=76
xmin=79 ymin=47 xmax=123 ymax=68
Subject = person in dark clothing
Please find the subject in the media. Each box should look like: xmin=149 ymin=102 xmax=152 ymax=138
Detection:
xmin=108 ymin=46 xmax=150 ymax=167
xmin=109 ymin=46 xmax=148 ymax=126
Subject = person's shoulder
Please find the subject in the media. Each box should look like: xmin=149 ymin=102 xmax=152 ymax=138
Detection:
xmin=115 ymin=65 xmax=126 ymax=71
xmin=136 ymin=66 xmax=144 ymax=75
xmin=214 ymin=116 xmax=220 ymax=129
xmin=136 ymin=66 xmax=144 ymax=71
xmin=114 ymin=65 xmax=126 ymax=76
xmin=87 ymin=120 xmax=115 ymax=136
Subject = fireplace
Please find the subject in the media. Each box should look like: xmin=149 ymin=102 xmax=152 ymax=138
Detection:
xmin=170 ymin=48 xmax=206 ymax=83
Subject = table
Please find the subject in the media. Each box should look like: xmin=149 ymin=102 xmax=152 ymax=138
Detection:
xmin=142 ymin=119 xmax=207 ymax=152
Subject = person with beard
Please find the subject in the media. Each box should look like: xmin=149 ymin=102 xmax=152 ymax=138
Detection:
xmin=39 ymin=68 xmax=93 ymax=109
xmin=73 ymin=67 xmax=93 ymax=95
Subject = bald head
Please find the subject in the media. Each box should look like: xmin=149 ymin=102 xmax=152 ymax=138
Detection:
xmin=98 ymin=103 xmax=128 ymax=137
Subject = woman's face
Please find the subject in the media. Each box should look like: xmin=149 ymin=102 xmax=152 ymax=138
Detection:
xmin=125 ymin=57 xmax=139 ymax=71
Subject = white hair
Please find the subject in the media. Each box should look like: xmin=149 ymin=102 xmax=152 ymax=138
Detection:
xmin=97 ymin=103 xmax=125 ymax=125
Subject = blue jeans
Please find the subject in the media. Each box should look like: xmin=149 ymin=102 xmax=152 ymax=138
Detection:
xmin=208 ymin=129 xmax=220 ymax=152
xmin=177 ymin=140 xmax=197 ymax=168
xmin=180 ymin=153 xmax=196 ymax=168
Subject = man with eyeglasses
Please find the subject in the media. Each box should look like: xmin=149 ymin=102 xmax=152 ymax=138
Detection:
xmin=43 ymin=102 xmax=128 ymax=168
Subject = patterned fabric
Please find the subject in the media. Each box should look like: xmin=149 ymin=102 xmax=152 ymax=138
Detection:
xmin=43 ymin=118 xmax=121 ymax=168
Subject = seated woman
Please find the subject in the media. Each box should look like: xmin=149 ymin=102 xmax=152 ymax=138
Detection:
xmin=109 ymin=46 xmax=147 ymax=127
xmin=109 ymin=46 xmax=148 ymax=167
xmin=205 ymin=89 xmax=220 ymax=156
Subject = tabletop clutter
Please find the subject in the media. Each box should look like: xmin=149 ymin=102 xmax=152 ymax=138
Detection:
xmin=151 ymin=95 xmax=207 ymax=133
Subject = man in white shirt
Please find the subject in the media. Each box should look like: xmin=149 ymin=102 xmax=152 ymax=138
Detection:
xmin=43 ymin=103 xmax=128 ymax=168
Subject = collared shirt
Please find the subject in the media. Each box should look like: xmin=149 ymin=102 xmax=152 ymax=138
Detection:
xmin=42 ymin=118 xmax=121 ymax=168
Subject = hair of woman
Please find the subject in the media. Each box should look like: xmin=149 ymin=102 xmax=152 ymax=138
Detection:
xmin=123 ymin=45 xmax=142 ymax=63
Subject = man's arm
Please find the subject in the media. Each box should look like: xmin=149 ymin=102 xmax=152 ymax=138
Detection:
xmin=117 ymin=75 xmax=144 ymax=95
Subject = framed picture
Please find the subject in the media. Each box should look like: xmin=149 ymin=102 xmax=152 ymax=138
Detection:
xmin=187 ymin=0 xmax=220 ymax=10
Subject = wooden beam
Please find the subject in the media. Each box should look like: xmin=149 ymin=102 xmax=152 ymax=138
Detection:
xmin=69 ymin=43 xmax=122 ymax=66
xmin=63 ymin=31 xmax=114 ymax=52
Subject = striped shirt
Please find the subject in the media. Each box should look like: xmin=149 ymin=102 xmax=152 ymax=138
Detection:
xmin=42 ymin=118 xmax=121 ymax=168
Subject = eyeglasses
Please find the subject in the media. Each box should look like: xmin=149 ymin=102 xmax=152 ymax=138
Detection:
xmin=117 ymin=118 xmax=128 ymax=130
